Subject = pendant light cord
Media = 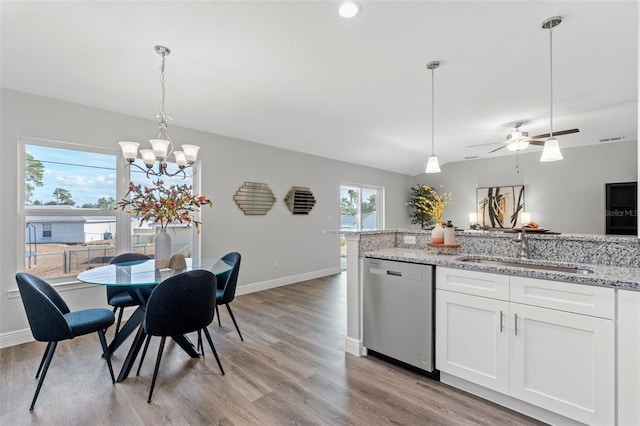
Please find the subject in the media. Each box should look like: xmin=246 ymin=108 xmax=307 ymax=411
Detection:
xmin=549 ymin=25 xmax=554 ymax=138
xmin=431 ymin=66 xmax=435 ymax=155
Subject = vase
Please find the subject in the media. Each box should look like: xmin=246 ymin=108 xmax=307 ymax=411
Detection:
xmin=431 ymin=222 xmax=445 ymax=244
xmin=155 ymin=228 xmax=172 ymax=269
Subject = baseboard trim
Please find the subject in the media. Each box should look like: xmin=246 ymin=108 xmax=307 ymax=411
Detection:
xmin=1 ymin=268 xmax=342 ymax=348
xmin=0 ymin=328 xmax=34 ymax=348
xmin=345 ymin=337 xmax=366 ymax=357
xmin=440 ymin=373 xmax=583 ymax=426
xmin=235 ymin=267 xmax=342 ymax=296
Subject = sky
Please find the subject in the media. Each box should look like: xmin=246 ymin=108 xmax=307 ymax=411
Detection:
xmin=26 ymin=144 xmax=192 ymax=207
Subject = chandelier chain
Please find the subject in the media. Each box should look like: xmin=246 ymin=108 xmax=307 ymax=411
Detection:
xmin=159 ymin=52 xmax=167 ymax=122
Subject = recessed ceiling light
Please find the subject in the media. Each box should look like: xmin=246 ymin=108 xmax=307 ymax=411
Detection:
xmin=339 ymin=1 xmax=361 ymax=18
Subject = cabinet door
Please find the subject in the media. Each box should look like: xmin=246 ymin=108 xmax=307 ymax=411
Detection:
xmin=436 ymin=290 xmax=510 ymax=394
xmin=510 ymin=303 xmax=614 ymax=425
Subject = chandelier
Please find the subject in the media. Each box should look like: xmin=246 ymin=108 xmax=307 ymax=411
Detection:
xmin=119 ymin=45 xmax=199 ymax=178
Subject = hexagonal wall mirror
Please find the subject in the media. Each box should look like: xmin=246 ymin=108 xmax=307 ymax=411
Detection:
xmin=233 ymin=181 xmax=276 ymax=215
xmin=284 ymin=186 xmax=316 ymax=215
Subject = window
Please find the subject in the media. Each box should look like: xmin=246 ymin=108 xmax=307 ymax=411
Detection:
xmin=340 ymin=184 xmax=384 ymax=269
xmin=20 ymin=137 xmax=202 ymax=281
xmin=340 ymin=184 xmax=383 ymax=231
xmin=21 ymin=139 xmax=119 ymax=280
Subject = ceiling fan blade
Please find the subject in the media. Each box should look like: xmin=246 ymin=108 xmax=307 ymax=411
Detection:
xmin=529 ymin=140 xmax=545 ymax=146
xmin=467 ymin=141 xmax=502 ymax=148
xmin=530 ymin=128 xmax=580 ymax=140
xmin=488 ymin=145 xmax=507 ymax=154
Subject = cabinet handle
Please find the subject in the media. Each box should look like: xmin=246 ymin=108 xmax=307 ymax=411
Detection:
xmin=514 ymin=313 xmax=518 ymax=336
xmin=499 ymin=310 xmax=503 ymax=332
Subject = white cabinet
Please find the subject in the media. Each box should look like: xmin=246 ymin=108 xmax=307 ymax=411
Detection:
xmin=509 ymin=302 xmax=614 ymax=425
xmin=436 ymin=290 xmax=509 ymax=393
xmin=618 ymin=290 xmax=640 ymax=426
xmin=436 ymin=267 xmax=615 ymax=426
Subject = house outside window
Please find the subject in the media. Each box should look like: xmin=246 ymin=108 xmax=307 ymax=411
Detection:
xmin=42 ymin=223 xmax=52 ymax=238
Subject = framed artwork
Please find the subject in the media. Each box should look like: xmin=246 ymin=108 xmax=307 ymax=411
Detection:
xmin=476 ymin=185 xmax=525 ymax=229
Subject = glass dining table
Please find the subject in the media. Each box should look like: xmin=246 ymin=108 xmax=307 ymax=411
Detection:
xmin=77 ymin=258 xmax=232 ymax=382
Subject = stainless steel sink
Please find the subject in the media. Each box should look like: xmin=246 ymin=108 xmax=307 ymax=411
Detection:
xmin=459 ymin=257 xmax=594 ymax=274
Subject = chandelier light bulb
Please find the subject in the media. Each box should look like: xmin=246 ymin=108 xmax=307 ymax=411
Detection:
xmin=118 ymin=141 xmax=139 ymax=161
xmin=181 ymin=144 xmax=200 ymax=163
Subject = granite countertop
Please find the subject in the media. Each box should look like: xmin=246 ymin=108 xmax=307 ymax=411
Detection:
xmin=362 ymin=248 xmax=640 ymax=291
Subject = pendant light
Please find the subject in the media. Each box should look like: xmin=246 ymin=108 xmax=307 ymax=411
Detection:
xmin=425 ymin=60 xmax=441 ymax=173
xmin=540 ymin=16 xmax=564 ymax=162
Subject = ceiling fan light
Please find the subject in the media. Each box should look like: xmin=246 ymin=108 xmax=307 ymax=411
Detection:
xmin=506 ymin=140 xmax=530 ymax=152
xmin=540 ymin=138 xmax=563 ymax=162
xmin=507 ymin=131 xmax=522 ymax=141
xmin=425 ymin=155 xmax=441 ymax=173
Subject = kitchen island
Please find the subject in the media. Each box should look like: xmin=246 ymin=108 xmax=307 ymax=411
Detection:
xmin=345 ymin=229 xmax=640 ymax=426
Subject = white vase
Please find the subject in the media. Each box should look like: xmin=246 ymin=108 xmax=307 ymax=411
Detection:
xmin=431 ymin=222 xmax=445 ymax=244
xmin=155 ymin=228 xmax=172 ymax=269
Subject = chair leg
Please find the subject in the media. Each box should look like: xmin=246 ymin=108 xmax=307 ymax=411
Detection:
xmin=202 ymin=327 xmax=224 ymax=375
xmin=196 ymin=329 xmax=203 ymax=355
xmin=226 ymin=303 xmax=244 ymax=341
xmin=30 ymin=341 xmax=57 ymax=410
xmin=147 ymin=336 xmax=166 ymax=403
xmin=136 ymin=335 xmax=152 ymax=376
xmin=97 ymin=330 xmax=116 ymax=384
xmin=215 ymin=303 xmax=221 ymax=327
xmin=114 ymin=307 xmax=124 ymax=336
xmin=35 ymin=342 xmax=54 ymax=379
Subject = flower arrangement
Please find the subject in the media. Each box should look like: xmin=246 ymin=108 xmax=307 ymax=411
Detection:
xmin=116 ymin=180 xmax=213 ymax=232
xmin=406 ymin=184 xmax=453 ymax=229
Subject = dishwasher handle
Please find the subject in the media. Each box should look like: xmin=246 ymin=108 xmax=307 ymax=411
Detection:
xmin=386 ymin=270 xmax=402 ymax=277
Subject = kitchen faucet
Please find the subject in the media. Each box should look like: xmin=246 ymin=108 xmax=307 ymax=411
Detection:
xmin=514 ymin=223 xmax=530 ymax=259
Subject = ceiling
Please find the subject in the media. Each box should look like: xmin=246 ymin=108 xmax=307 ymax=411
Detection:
xmin=1 ymin=1 xmax=637 ymax=176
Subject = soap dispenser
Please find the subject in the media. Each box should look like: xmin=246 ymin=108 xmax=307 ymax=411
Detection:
xmin=444 ymin=220 xmax=456 ymax=245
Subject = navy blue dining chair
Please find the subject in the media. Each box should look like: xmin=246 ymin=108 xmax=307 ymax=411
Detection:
xmin=107 ymin=253 xmax=151 ymax=336
xmin=15 ymin=272 xmax=116 ymax=410
xmin=215 ymin=252 xmax=243 ymax=341
xmin=137 ymin=269 xmax=224 ymax=402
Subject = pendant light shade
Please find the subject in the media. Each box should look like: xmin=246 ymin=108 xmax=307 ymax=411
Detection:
xmin=540 ymin=137 xmax=563 ymax=162
xmin=540 ymin=16 xmax=563 ymax=162
xmin=425 ymin=60 xmax=441 ymax=174
xmin=425 ymin=155 xmax=441 ymax=173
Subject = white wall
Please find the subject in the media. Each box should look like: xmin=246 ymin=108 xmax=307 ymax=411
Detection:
xmin=0 ymin=89 xmax=411 ymax=340
xmin=412 ymin=140 xmax=638 ymax=234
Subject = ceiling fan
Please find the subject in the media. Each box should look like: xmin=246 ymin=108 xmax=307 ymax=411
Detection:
xmin=483 ymin=122 xmax=579 ymax=154
xmin=466 ymin=122 xmax=579 ymax=153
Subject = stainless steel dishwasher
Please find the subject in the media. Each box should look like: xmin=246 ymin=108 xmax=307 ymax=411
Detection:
xmin=363 ymin=258 xmax=435 ymax=373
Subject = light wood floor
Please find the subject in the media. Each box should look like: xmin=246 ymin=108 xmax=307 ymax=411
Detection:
xmin=1 ymin=273 xmax=545 ymax=425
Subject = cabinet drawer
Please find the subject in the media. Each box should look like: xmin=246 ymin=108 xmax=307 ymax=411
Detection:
xmin=436 ymin=267 xmax=509 ymax=300
xmin=510 ymin=276 xmax=615 ymax=319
